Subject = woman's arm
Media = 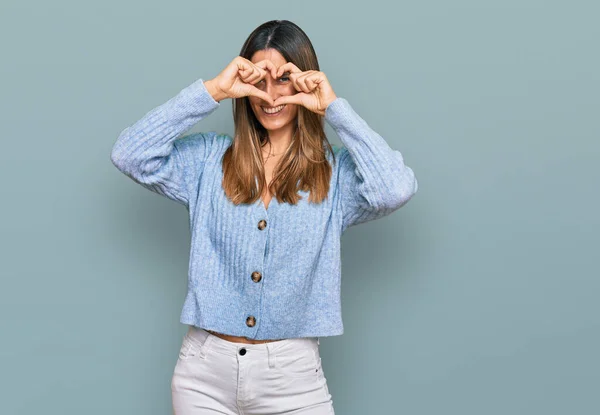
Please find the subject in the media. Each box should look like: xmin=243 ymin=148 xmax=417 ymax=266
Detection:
xmin=325 ymin=98 xmax=418 ymax=233
xmin=110 ymin=78 xmax=220 ymax=207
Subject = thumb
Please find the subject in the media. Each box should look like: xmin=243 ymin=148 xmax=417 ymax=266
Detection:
xmin=245 ymin=85 xmax=275 ymax=106
xmin=273 ymin=93 xmax=305 ymax=107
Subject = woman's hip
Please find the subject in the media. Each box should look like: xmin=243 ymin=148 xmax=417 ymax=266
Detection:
xmin=171 ymin=326 xmax=334 ymax=414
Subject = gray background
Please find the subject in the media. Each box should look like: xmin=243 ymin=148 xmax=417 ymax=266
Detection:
xmin=1 ymin=1 xmax=598 ymax=414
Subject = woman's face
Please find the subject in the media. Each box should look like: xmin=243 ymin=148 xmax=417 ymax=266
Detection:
xmin=248 ymin=48 xmax=298 ymax=135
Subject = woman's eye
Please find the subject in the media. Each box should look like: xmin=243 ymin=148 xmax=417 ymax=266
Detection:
xmin=279 ymin=76 xmax=290 ymax=82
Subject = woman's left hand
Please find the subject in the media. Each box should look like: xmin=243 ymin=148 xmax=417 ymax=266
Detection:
xmin=272 ymin=63 xmax=338 ymax=116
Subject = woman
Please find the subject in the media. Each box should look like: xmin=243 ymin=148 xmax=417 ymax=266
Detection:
xmin=111 ymin=19 xmax=417 ymax=415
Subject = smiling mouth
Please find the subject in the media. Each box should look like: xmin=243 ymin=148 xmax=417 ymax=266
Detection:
xmin=262 ymin=104 xmax=286 ymax=114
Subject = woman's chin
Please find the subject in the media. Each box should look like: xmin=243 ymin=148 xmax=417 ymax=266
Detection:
xmin=260 ymin=118 xmax=291 ymax=131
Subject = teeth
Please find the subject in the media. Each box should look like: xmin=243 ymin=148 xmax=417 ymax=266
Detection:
xmin=262 ymin=105 xmax=285 ymax=114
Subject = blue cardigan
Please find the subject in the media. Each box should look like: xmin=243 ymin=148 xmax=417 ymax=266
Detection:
xmin=110 ymin=78 xmax=418 ymax=340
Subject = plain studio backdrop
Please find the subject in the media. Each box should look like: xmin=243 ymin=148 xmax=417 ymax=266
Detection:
xmin=1 ymin=1 xmax=598 ymax=414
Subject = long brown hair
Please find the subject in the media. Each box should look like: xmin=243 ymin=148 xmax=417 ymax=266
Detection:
xmin=221 ymin=20 xmax=336 ymax=206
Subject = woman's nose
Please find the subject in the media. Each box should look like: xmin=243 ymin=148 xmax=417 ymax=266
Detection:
xmin=263 ymin=81 xmax=280 ymax=102
xmin=264 ymin=79 xmax=277 ymax=95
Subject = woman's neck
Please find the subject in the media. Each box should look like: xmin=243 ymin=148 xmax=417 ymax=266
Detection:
xmin=265 ymin=125 xmax=296 ymax=154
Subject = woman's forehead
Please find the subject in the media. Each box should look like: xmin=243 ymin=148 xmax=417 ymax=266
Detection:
xmin=251 ymin=48 xmax=287 ymax=65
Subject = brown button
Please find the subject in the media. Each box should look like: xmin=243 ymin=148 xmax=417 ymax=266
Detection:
xmin=251 ymin=271 xmax=262 ymax=283
xmin=258 ymin=219 xmax=267 ymax=230
xmin=246 ymin=316 xmax=256 ymax=327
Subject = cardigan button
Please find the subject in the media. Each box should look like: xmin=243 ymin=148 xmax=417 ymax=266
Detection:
xmin=246 ymin=316 xmax=256 ymax=327
xmin=251 ymin=271 xmax=262 ymax=283
xmin=258 ymin=219 xmax=267 ymax=230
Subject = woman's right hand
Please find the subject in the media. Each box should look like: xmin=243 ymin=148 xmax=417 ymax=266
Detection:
xmin=204 ymin=56 xmax=277 ymax=106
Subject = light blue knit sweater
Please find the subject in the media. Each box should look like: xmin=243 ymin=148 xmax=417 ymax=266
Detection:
xmin=110 ymin=78 xmax=418 ymax=339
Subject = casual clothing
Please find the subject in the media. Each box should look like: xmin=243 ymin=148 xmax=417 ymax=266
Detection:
xmin=171 ymin=327 xmax=334 ymax=414
xmin=110 ymin=78 xmax=418 ymax=340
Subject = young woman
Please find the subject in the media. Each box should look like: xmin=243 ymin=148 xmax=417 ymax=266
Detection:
xmin=111 ymin=19 xmax=417 ymax=415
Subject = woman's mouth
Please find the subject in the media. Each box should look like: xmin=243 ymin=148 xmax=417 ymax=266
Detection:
xmin=262 ymin=104 xmax=286 ymax=116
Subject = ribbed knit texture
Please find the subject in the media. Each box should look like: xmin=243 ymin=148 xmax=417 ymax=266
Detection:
xmin=111 ymin=78 xmax=418 ymax=339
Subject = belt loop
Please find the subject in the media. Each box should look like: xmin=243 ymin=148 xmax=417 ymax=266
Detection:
xmin=266 ymin=343 xmax=276 ymax=369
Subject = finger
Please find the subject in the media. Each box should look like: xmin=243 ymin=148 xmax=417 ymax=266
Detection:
xmin=304 ymin=72 xmax=322 ymax=92
xmin=276 ymin=62 xmax=302 ymax=78
xmin=237 ymin=65 xmax=257 ymax=85
xmin=291 ymin=69 xmax=315 ymax=88
xmin=273 ymin=93 xmax=306 ymax=107
xmin=237 ymin=60 xmax=253 ymax=77
xmin=296 ymin=72 xmax=314 ymax=93
xmin=253 ymin=59 xmax=275 ymax=72
xmin=246 ymin=85 xmax=274 ymax=106
xmin=245 ymin=68 xmax=264 ymax=84
xmin=246 ymin=64 xmax=264 ymax=81
xmin=251 ymin=60 xmax=269 ymax=81
xmin=254 ymin=59 xmax=278 ymax=80
xmin=290 ymin=73 xmax=304 ymax=93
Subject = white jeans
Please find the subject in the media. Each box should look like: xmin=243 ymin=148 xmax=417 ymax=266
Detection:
xmin=171 ymin=326 xmax=335 ymax=414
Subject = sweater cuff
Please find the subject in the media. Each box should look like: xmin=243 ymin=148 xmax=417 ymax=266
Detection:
xmin=176 ymin=78 xmax=221 ymax=114
xmin=323 ymin=97 xmax=354 ymax=128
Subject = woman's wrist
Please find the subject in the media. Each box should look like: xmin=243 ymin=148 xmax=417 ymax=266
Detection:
xmin=204 ymin=79 xmax=227 ymax=103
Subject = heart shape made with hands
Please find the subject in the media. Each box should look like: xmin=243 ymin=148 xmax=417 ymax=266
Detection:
xmin=244 ymin=59 xmax=338 ymax=116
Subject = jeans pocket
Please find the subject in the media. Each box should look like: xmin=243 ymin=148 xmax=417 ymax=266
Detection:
xmin=274 ymin=346 xmax=319 ymax=379
xmin=178 ymin=334 xmax=204 ymax=360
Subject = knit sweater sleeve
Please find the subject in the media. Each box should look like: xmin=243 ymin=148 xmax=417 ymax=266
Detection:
xmin=324 ymin=97 xmax=418 ymax=233
xmin=110 ymin=78 xmax=220 ymax=207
